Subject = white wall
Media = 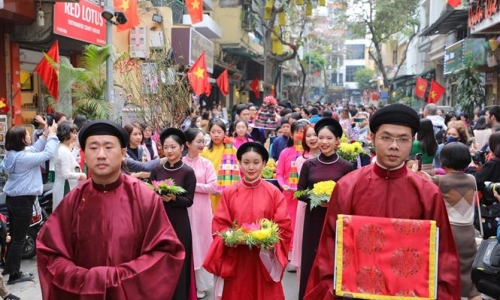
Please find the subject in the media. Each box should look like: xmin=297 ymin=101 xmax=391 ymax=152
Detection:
xmin=429 ymin=0 xmax=446 ymax=24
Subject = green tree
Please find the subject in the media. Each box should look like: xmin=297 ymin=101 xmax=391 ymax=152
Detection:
xmin=50 ymin=44 xmax=112 ymax=120
xmin=72 ymin=45 xmax=113 ymax=119
xmin=354 ymin=67 xmax=374 ymax=91
xmin=335 ymin=0 xmax=419 ymax=102
xmin=452 ymin=56 xmax=485 ymax=118
xmin=303 ymin=52 xmax=327 ymax=72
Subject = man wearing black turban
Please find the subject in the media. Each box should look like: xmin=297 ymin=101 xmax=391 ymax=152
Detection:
xmin=37 ymin=120 xmax=185 ymax=299
xmin=305 ymin=104 xmax=461 ymax=300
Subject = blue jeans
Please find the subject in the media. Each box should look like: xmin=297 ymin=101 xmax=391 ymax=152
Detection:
xmin=4 ymin=195 xmax=34 ymax=276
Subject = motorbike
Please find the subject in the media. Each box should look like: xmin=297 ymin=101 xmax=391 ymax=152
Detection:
xmin=38 ymin=182 xmax=53 ymax=220
xmin=0 ymin=192 xmax=44 ymax=259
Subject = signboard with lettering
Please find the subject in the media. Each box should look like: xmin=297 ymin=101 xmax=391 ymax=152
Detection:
xmin=190 ymin=29 xmax=214 ymax=74
xmin=444 ymin=40 xmax=464 ymax=75
xmin=53 ymin=0 xmax=106 ymax=45
xmin=469 ymin=0 xmax=499 ymax=29
xmin=171 ymin=28 xmax=214 ymax=74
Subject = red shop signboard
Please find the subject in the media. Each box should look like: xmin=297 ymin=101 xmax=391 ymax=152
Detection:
xmin=53 ymin=0 xmax=106 ymax=46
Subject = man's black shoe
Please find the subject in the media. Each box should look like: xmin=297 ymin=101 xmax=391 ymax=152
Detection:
xmin=7 ymin=272 xmax=33 ymax=285
xmin=4 ymin=293 xmax=20 ymax=300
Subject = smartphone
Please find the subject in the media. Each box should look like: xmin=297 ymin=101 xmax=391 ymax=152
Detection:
xmin=46 ymin=115 xmax=54 ymax=126
xmin=353 ymin=117 xmax=364 ymax=122
xmin=415 ymin=153 xmax=422 ymax=171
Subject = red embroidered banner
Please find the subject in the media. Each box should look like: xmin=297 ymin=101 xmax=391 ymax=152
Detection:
xmin=334 ymin=215 xmax=438 ymax=299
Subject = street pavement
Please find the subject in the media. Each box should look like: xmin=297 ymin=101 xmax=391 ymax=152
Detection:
xmin=5 ymin=259 xmax=480 ymax=300
xmin=9 ymin=257 xmax=300 ymax=300
xmin=5 ymin=257 xmax=41 ymax=300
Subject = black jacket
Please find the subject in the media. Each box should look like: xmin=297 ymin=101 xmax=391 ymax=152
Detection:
xmin=475 ymin=157 xmax=500 ymax=206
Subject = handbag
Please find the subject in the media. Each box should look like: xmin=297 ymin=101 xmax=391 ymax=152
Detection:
xmin=471 ymin=237 xmax=500 ymax=297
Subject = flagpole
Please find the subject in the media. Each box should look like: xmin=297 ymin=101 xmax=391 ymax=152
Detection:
xmin=106 ymin=0 xmax=116 ymax=122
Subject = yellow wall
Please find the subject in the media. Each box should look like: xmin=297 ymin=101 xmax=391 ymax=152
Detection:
xmin=213 ymin=7 xmax=242 ymax=44
xmin=113 ymin=6 xmax=173 ymax=54
xmin=380 ymin=41 xmax=396 ymax=68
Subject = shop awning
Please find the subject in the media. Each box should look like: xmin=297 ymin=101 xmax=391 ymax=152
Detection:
xmin=221 ymin=44 xmax=264 ymax=65
xmin=391 ymin=75 xmax=415 ymax=89
xmin=418 ymin=69 xmax=436 ymax=79
xmin=420 ymin=9 xmax=468 ymax=36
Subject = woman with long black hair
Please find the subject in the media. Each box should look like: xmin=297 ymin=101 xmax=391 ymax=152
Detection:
xmin=410 ymin=118 xmax=438 ymax=175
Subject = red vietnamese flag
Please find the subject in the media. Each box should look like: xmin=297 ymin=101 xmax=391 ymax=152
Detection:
xmin=34 ymin=40 xmax=60 ymax=100
xmin=249 ymin=77 xmax=260 ymax=99
xmin=186 ymin=0 xmax=203 ymax=24
xmin=414 ymin=77 xmax=428 ymax=99
xmin=427 ymin=80 xmax=445 ymax=104
xmin=447 ymin=0 xmax=461 ymax=8
xmin=113 ymin=0 xmax=140 ymax=32
xmin=188 ymin=52 xmax=209 ymax=97
xmin=216 ymin=69 xmax=229 ymax=97
xmin=205 ymin=78 xmax=212 ymax=97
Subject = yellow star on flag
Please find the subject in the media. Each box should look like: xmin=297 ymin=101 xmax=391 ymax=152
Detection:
xmin=430 ymin=91 xmax=436 ymax=99
xmin=119 ymin=0 xmax=130 ymax=11
xmin=193 ymin=67 xmax=205 ymax=79
xmin=417 ymin=84 xmax=425 ymax=91
xmin=192 ymin=0 xmax=200 ymax=10
xmin=0 ymin=102 xmax=5 ymax=109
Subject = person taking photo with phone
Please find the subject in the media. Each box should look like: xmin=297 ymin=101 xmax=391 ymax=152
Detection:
xmin=1 ymin=121 xmax=58 ymax=284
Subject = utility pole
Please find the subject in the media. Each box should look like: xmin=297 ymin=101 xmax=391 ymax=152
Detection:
xmin=105 ymin=0 xmax=115 ymax=122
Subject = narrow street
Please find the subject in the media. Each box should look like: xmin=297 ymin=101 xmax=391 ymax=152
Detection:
xmin=10 ymin=257 xmax=300 ymax=299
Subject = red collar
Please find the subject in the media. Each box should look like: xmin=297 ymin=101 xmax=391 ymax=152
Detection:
xmin=241 ymin=178 xmax=263 ymax=188
xmin=372 ymin=162 xmax=408 ymax=179
xmin=92 ymin=174 xmax=123 ymax=193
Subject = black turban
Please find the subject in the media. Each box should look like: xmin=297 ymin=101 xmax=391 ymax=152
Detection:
xmin=236 ymin=142 xmax=269 ymax=162
xmin=314 ymin=117 xmax=343 ymax=138
xmin=278 ymin=101 xmax=290 ymax=109
xmin=160 ymin=128 xmax=186 ymax=145
xmin=78 ymin=120 xmax=128 ymax=151
xmin=369 ymin=104 xmax=420 ymax=134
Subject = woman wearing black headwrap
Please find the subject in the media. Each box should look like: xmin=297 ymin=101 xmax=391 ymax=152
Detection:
xmin=150 ymin=128 xmax=196 ymax=300
xmin=297 ymin=117 xmax=353 ymax=299
xmin=203 ymin=142 xmax=292 ymax=299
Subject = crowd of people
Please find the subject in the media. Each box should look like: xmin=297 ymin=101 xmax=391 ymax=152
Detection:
xmin=1 ymin=99 xmax=500 ymax=299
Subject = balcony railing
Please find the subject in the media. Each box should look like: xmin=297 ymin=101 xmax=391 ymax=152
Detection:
xmin=151 ymin=0 xmax=186 ymax=24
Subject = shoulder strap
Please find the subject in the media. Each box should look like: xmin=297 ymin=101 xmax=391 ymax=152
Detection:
xmin=467 ymin=173 xmax=483 ymax=237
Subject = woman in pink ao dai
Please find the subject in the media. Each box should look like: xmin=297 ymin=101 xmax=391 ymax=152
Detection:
xmin=183 ymin=128 xmax=218 ymax=299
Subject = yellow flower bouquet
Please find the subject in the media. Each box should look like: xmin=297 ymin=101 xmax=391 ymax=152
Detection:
xmin=337 ymin=141 xmax=365 ymax=162
xmin=294 ymin=180 xmax=336 ymax=210
xmin=218 ymin=218 xmax=282 ymax=249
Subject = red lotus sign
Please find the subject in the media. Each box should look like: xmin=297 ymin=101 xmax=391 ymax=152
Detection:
xmin=53 ymin=0 xmax=106 ymax=45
